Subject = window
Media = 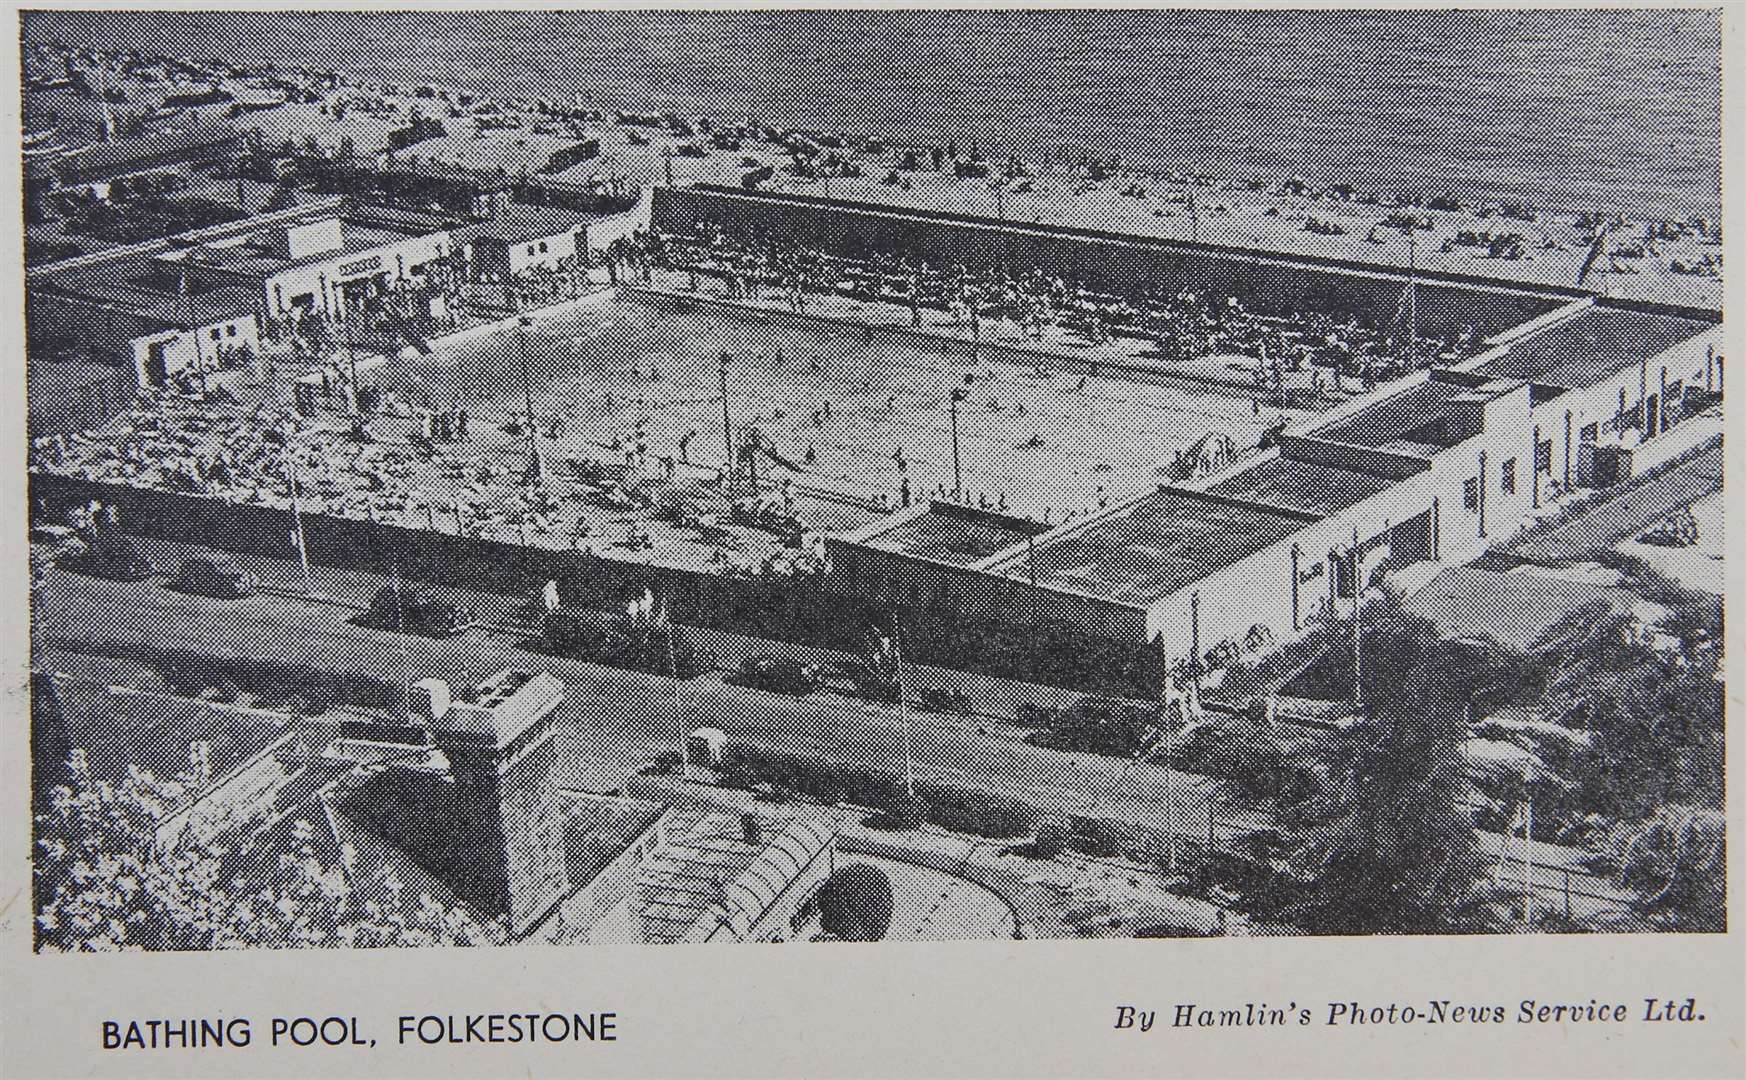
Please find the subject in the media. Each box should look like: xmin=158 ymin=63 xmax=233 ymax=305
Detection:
xmin=1501 ymin=457 xmax=1517 ymax=495
xmin=1580 ymin=422 xmax=1599 ymax=444
xmin=210 ymin=328 xmax=222 ymax=341
xmin=1535 ymin=439 xmax=1553 ymax=473
xmin=538 ymin=241 xmax=549 ymax=253
xmin=226 ymin=325 xmax=237 ymax=338
xmin=527 ymin=244 xmax=538 ymax=256
xmin=1463 ymin=477 xmax=1480 ymax=512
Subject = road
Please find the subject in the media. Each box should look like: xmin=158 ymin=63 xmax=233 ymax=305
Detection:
xmin=1508 ymin=443 xmax=1723 ymax=564
xmin=117 ymin=532 xmax=1118 ymax=719
xmin=36 ymin=540 xmax=1631 ymax=899
xmin=33 ymin=559 xmax=1243 ymax=838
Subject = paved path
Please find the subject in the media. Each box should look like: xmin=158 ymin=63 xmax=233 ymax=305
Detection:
xmin=1509 ymin=442 xmax=1722 ymax=564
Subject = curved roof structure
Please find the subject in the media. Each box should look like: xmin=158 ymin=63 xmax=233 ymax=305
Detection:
xmin=720 ymin=818 xmax=836 ymax=926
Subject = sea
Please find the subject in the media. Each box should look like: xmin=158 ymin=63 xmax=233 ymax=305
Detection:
xmin=24 ymin=8 xmax=1723 ymax=220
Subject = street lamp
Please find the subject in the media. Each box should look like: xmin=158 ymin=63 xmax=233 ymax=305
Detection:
xmin=281 ymin=437 xmax=317 ymax=598
xmin=516 ymin=315 xmax=541 ymax=484
xmin=876 ymin=617 xmax=918 ymax=802
xmin=1405 ymin=231 xmax=1419 ymax=371
xmin=948 ymin=386 xmax=967 ymax=498
xmin=994 ymin=178 xmax=1009 ymax=278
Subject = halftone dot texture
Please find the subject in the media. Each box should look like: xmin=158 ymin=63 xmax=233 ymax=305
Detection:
xmin=26 ymin=10 xmax=1723 ymax=946
xmin=23 ymin=8 xmax=1721 ymax=217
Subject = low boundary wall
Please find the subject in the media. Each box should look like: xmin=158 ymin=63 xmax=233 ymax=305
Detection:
xmin=653 ymin=186 xmax=1578 ymax=339
xmin=31 ymin=471 xmax=1157 ymax=694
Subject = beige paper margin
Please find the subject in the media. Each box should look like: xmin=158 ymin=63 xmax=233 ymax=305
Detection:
xmin=0 ymin=3 xmax=1739 ymax=1078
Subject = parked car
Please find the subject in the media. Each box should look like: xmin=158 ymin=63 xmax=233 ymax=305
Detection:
xmin=169 ymin=555 xmax=255 ymax=598
xmin=364 ymin=583 xmax=471 ymax=637
xmin=916 ymin=687 xmax=971 ymax=713
xmin=739 ymin=654 xmax=822 ymax=695
xmin=64 ymin=536 xmax=153 ymax=581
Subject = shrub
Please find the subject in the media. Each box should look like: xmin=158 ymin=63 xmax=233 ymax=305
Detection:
xmin=60 ymin=642 xmax=401 ymax=714
xmin=882 ymin=791 xmax=929 ymax=832
xmin=818 ymin=864 xmax=894 ymax=941
xmin=1031 ymin=820 xmax=1071 ymax=859
xmin=719 ymin=743 xmax=1037 ymax=839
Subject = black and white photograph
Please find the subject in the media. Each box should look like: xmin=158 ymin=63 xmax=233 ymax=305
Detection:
xmin=21 ymin=6 xmax=1726 ymax=961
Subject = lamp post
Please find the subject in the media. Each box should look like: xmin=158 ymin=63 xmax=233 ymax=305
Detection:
xmin=994 ymin=179 xmax=1009 ymax=279
xmin=516 ymin=315 xmax=541 ymax=484
xmin=948 ymin=386 xmax=966 ymax=498
xmin=882 ymin=616 xmax=917 ymax=803
xmin=1349 ymin=526 xmax=1364 ymax=711
xmin=1406 ymin=230 xmax=1419 ymax=371
xmin=282 ymin=438 xmax=317 ymax=598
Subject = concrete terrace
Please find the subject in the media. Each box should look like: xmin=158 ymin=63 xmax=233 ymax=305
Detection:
xmin=980 ymin=488 xmax=1309 ymax=606
xmin=1309 ymin=377 xmax=1492 ymax=453
xmin=846 ymin=500 xmax=1051 ymax=567
xmin=1476 ymin=306 xmax=1718 ymax=391
xmin=1204 ymin=454 xmax=1397 ymax=516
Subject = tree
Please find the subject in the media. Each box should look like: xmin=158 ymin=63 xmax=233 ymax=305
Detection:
xmin=1269 ymin=598 xmax=1506 ymax=935
xmin=34 ymin=757 xmax=504 ymax=951
xmin=818 ymin=863 xmax=895 ymax=941
xmin=1612 ymin=805 xmax=1725 ymax=932
xmin=851 ymin=626 xmax=902 ymax=703
xmin=1031 ymin=820 xmax=1071 ymax=859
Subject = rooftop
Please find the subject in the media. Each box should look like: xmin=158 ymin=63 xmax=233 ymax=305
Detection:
xmin=59 ymin=119 xmax=239 ymax=174
xmin=982 ymin=488 xmax=1309 ymax=606
xmin=32 ymin=260 xmax=263 ymax=328
xmin=1402 ymin=565 xmax=1642 ymax=653
xmin=1204 ymin=455 xmax=1398 ymax=516
xmin=854 ymin=501 xmax=1050 ymax=566
xmin=452 ymin=204 xmax=589 ymax=247
xmin=166 ymin=219 xmax=432 ymax=279
xmin=390 ymin=129 xmax=587 ymax=177
xmin=634 ymin=808 xmax=835 ymax=943
xmin=1309 ymin=376 xmax=1507 ymax=454
xmin=1478 ymin=306 xmax=1718 ymax=390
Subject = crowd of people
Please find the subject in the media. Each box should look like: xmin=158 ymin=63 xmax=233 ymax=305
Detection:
xmin=620 ymin=221 xmax=1483 ymax=396
xmin=29 ymin=378 xmax=844 ymax=583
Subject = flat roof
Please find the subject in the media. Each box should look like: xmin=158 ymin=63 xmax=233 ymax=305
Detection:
xmin=983 ymin=489 xmax=1307 ymax=606
xmin=860 ymin=502 xmax=1048 ymax=566
xmin=452 ymin=204 xmax=588 ymax=246
xmin=61 ymin=120 xmax=238 ymax=173
xmin=1310 ymin=378 xmax=1486 ymax=453
xmin=392 ymin=129 xmax=584 ymax=175
xmin=1205 ymin=455 xmax=1397 ymax=516
xmin=31 ymin=262 xmax=262 ymax=328
xmin=1479 ymin=307 xmax=1717 ymax=390
xmin=171 ymin=220 xmax=432 ymax=278
xmin=26 ymin=357 xmax=136 ymax=394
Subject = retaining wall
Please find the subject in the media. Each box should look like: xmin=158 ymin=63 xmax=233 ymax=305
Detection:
xmin=653 ymin=186 xmax=1573 ymax=339
xmin=31 ymin=471 xmax=1156 ymax=694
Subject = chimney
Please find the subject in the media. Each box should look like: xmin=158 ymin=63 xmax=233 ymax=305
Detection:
xmin=409 ymin=677 xmax=451 ymax=723
xmin=417 ymin=670 xmax=570 ymax=937
xmin=740 ymin=812 xmax=763 ymax=848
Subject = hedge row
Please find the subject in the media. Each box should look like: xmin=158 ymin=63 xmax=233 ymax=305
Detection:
xmin=720 ymin=742 xmax=1039 ymax=839
xmin=64 ymin=640 xmax=402 ymax=716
